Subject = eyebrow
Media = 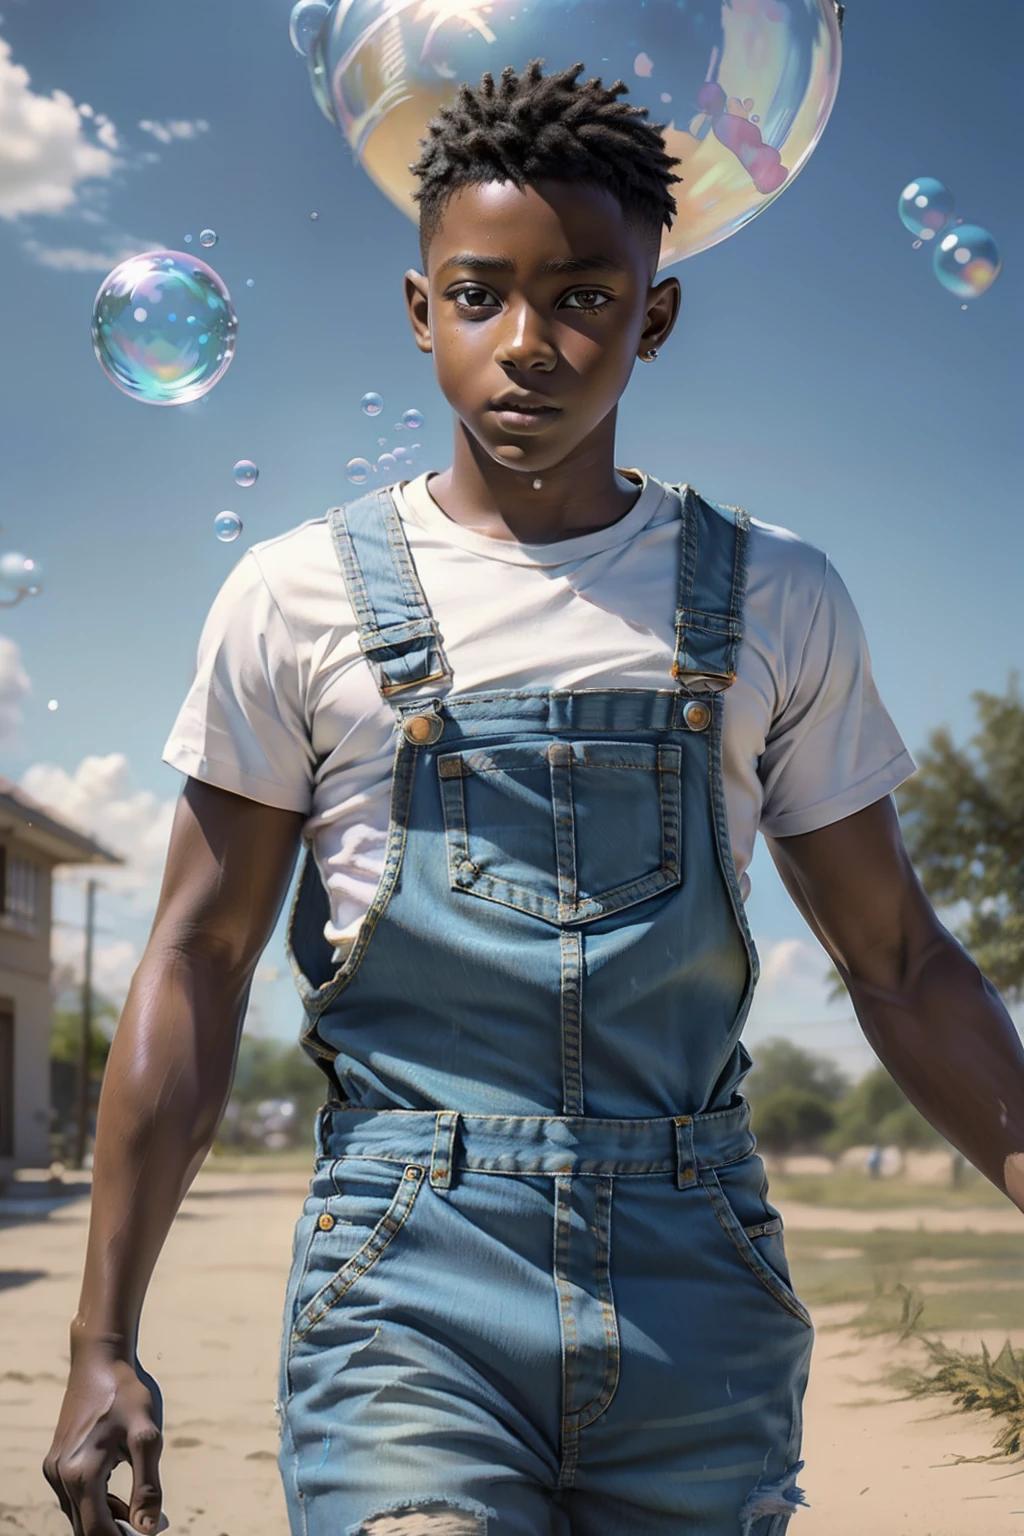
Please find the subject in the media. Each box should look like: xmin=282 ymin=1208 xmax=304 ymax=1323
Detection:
xmin=436 ymin=252 xmax=627 ymax=275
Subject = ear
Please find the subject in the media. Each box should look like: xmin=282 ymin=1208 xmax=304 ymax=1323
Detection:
xmin=404 ymin=269 xmax=432 ymax=354
xmin=638 ymin=274 xmax=681 ymax=360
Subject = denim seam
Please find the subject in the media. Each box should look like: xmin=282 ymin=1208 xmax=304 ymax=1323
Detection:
xmin=699 ymin=1168 xmax=812 ymax=1328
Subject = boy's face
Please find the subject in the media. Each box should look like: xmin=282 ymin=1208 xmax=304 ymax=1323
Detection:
xmin=405 ymin=178 xmax=680 ymax=476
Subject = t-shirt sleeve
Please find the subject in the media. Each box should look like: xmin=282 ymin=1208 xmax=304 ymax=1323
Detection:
xmin=758 ymin=556 xmax=917 ymax=837
xmin=161 ymin=550 xmax=315 ymax=813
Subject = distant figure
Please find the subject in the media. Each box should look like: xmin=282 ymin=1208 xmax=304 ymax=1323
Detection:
xmin=867 ymin=1143 xmax=884 ymax=1179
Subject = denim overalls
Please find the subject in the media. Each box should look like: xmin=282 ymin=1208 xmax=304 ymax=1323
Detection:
xmin=275 ymin=483 xmax=814 ymax=1536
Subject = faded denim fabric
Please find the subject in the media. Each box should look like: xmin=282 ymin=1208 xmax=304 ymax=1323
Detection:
xmin=276 ymin=485 xmax=813 ymax=1535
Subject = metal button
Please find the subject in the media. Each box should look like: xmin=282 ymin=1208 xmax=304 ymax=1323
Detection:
xmin=405 ymin=1166 xmax=422 ymax=1180
xmin=317 ymin=1212 xmax=335 ymax=1230
xmin=682 ymin=700 xmax=711 ymax=732
xmin=680 ymin=1168 xmax=696 ymax=1183
xmin=403 ymin=714 xmax=441 ymax=745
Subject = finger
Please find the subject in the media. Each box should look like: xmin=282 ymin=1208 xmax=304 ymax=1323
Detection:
xmin=77 ymin=1483 xmax=121 ymax=1536
xmin=41 ymin=1454 xmax=78 ymax=1530
xmin=126 ymin=1421 xmax=163 ymax=1533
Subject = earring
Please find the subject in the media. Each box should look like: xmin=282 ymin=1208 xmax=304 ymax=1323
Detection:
xmin=645 ymin=347 xmax=659 ymax=362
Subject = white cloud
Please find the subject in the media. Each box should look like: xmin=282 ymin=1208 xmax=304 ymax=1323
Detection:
xmin=50 ymin=926 xmax=139 ymax=1007
xmin=137 ymin=117 xmax=210 ymax=146
xmin=18 ymin=235 xmax=167 ymax=272
xmin=0 ymin=37 xmax=122 ymax=220
xmin=20 ymin=752 xmax=176 ymax=908
xmin=0 ymin=633 xmax=31 ymax=748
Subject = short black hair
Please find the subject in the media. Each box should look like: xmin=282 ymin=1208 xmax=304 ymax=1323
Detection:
xmin=410 ymin=59 xmax=682 ymax=267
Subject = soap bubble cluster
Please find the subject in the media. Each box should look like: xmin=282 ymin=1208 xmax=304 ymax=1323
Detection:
xmin=898 ymin=177 xmax=1001 ymax=305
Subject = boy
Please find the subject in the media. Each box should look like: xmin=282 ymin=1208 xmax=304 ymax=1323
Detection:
xmin=45 ymin=59 xmax=1024 ymax=1536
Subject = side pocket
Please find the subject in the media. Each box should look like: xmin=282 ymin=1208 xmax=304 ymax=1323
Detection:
xmin=277 ymin=1207 xmax=319 ymax=1408
xmin=291 ymin=1161 xmax=426 ymax=1342
xmin=701 ymin=1164 xmax=812 ymax=1328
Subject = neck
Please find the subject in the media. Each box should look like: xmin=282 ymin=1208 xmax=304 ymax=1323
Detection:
xmin=427 ymin=410 xmax=641 ymax=544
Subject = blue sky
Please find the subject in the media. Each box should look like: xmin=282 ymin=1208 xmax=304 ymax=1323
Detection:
xmin=0 ymin=0 xmax=1019 ymax=1079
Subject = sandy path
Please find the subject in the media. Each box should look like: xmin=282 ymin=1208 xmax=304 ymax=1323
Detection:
xmin=2 ymin=1172 xmax=1021 ymax=1536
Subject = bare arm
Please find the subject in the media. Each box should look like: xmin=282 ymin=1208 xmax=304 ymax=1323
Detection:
xmin=766 ymin=795 xmax=1024 ymax=1210
xmin=44 ymin=777 xmax=305 ymax=1535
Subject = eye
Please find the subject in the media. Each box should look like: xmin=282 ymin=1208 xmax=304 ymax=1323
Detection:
xmin=451 ymin=285 xmax=499 ymax=312
xmin=562 ymin=290 xmax=613 ymax=312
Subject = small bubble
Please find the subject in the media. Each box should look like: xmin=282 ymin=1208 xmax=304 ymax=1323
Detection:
xmin=47 ymin=699 xmax=58 ymax=711
xmin=660 ymin=92 xmax=672 ymax=104
xmin=377 ymin=436 xmax=388 ymax=447
xmin=184 ymin=233 xmax=193 ymax=244
xmin=246 ymin=278 xmax=255 ymax=288
xmin=912 ymin=239 xmax=922 ymax=249
xmin=214 ymin=510 xmax=242 ymax=542
xmin=233 ymin=459 xmax=258 ymax=487
xmin=199 ymin=228 xmax=218 ymax=248
xmin=346 ymin=457 xmax=373 ymax=485
xmin=361 ymin=391 xmax=383 ymax=416
xmin=377 ymin=452 xmax=398 ymax=476
xmin=310 ymin=211 xmax=319 ymax=221
xmin=401 ymin=407 xmax=424 ymax=430
xmin=961 ymin=304 xmax=968 ymax=310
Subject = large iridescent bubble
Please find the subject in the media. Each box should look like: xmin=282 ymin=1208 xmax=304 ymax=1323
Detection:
xmin=308 ymin=0 xmax=844 ymax=270
xmin=91 ymin=252 xmax=238 ymax=406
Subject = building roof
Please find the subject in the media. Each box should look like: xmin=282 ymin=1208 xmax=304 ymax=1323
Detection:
xmin=0 ymin=776 xmax=124 ymax=867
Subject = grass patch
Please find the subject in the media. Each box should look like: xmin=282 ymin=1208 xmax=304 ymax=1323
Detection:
xmin=786 ymin=1227 xmax=1024 ymax=1333
xmin=768 ymin=1167 xmax=1006 ymax=1210
xmin=855 ymin=1284 xmax=1024 ymax=1462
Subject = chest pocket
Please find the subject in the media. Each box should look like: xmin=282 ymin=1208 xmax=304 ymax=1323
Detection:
xmin=436 ymin=739 xmax=682 ymax=927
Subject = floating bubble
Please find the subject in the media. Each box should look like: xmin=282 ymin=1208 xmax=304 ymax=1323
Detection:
xmin=361 ymin=391 xmax=383 ymax=416
xmin=289 ymin=0 xmax=330 ymax=58
xmin=233 ymin=458 xmax=259 ymax=487
xmin=377 ymin=452 xmax=398 ymax=476
xmin=199 ymin=228 xmax=218 ymax=248
xmin=47 ymin=700 xmax=58 ymax=711
xmin=0 ymin=552 xmax=41 ymax=598
xmin=898 ymin=177 xmax=954 ymax=241
xmin=933 ymin=224 xmax=1001 ymax=300
xmin=184 ymin=233 xmax=193 ymax=243
xmin=246 ymin=278 xmax=255 ymax=287
xmin=377 ymin=436 xmax=388 ymax=447
xmin=401 ymin=407 xmax=424 ymax=430
xmin=214 ymin=510 xmax=242 ymax=542
xmin=912 ymin=240 xmax=922 ymax=249
xmin=310 ymin=210 xmax=319 ymax=221
xmin=313 ymin=0 xmax=843 ymax=270
xmin=391 ymin=445 xmax=412 ymax=466
xmin=346 ymin=457 xmax=373 ymax=484
xmin=91 ymin=251 xmax=238 ymax=405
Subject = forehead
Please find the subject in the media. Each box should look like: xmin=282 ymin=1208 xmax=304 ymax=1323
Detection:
xmin=427 ymin=178 xmax=645 ymax=271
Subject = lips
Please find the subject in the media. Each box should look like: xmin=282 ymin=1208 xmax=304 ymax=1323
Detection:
xmin=487 ymin=396 xmax=561 ymax=429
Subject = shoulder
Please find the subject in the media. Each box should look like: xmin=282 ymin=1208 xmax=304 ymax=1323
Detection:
xmin=684 ymin=487 xmax=830 ymax=612
xmin=240 ymin=515 xmax=347 ymax=627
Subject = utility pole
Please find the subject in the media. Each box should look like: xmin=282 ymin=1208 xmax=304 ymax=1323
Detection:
xmin=72 ymin=879 xmax=97 ymax=1170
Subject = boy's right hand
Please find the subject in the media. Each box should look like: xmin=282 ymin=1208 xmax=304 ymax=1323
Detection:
xmin=42 ymin=1342 xmax=164 ymax=1536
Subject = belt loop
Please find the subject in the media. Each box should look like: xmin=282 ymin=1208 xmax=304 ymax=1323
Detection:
xmin=673 ymin=1115 xmax=696 ymax=1190
xmin=430 ymin=1111 xmax=459 ymax=1192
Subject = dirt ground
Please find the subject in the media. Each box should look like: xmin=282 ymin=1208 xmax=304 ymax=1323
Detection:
xmin=2 ymin=1168 xmax=1023 ymax=1536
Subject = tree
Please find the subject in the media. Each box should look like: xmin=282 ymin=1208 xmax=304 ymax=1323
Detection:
xmin=896 ymin=677 xmax=1024 ymax=1000
xmin=744 ymin=1039 xmax=848 ymax=1152
xmin=826 ymin=677 xmax=1024 ymax=1005
xmin=829 ymin=1065 xmax=942 ymax=1151
xmin=744 ymin=1038 xmax=848 ymax=1104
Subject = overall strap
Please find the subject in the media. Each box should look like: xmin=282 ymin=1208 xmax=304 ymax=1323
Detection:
xmin=671 ymin=485 xmax=751 ymax=693
xmin=327 ymin=487 xmax=452 ymax=703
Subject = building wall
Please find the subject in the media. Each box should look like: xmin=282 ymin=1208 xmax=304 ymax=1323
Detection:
xmin=0 ymin=849 xmax=56 ymax=1170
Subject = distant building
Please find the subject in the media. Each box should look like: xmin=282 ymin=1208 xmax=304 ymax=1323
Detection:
xmin=0 ymin=776 xmax=122 ymax=1182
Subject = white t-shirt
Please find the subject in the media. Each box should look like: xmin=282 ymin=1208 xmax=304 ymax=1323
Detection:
xmin=163 ymin=471 xmax=916 ymax=947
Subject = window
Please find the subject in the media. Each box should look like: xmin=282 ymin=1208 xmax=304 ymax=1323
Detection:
xmin=1 ymin=850 xmax=40 ymax=935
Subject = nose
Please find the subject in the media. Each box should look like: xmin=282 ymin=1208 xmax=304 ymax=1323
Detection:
xmin=492 ymin=301 xmax=557 ymax=373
